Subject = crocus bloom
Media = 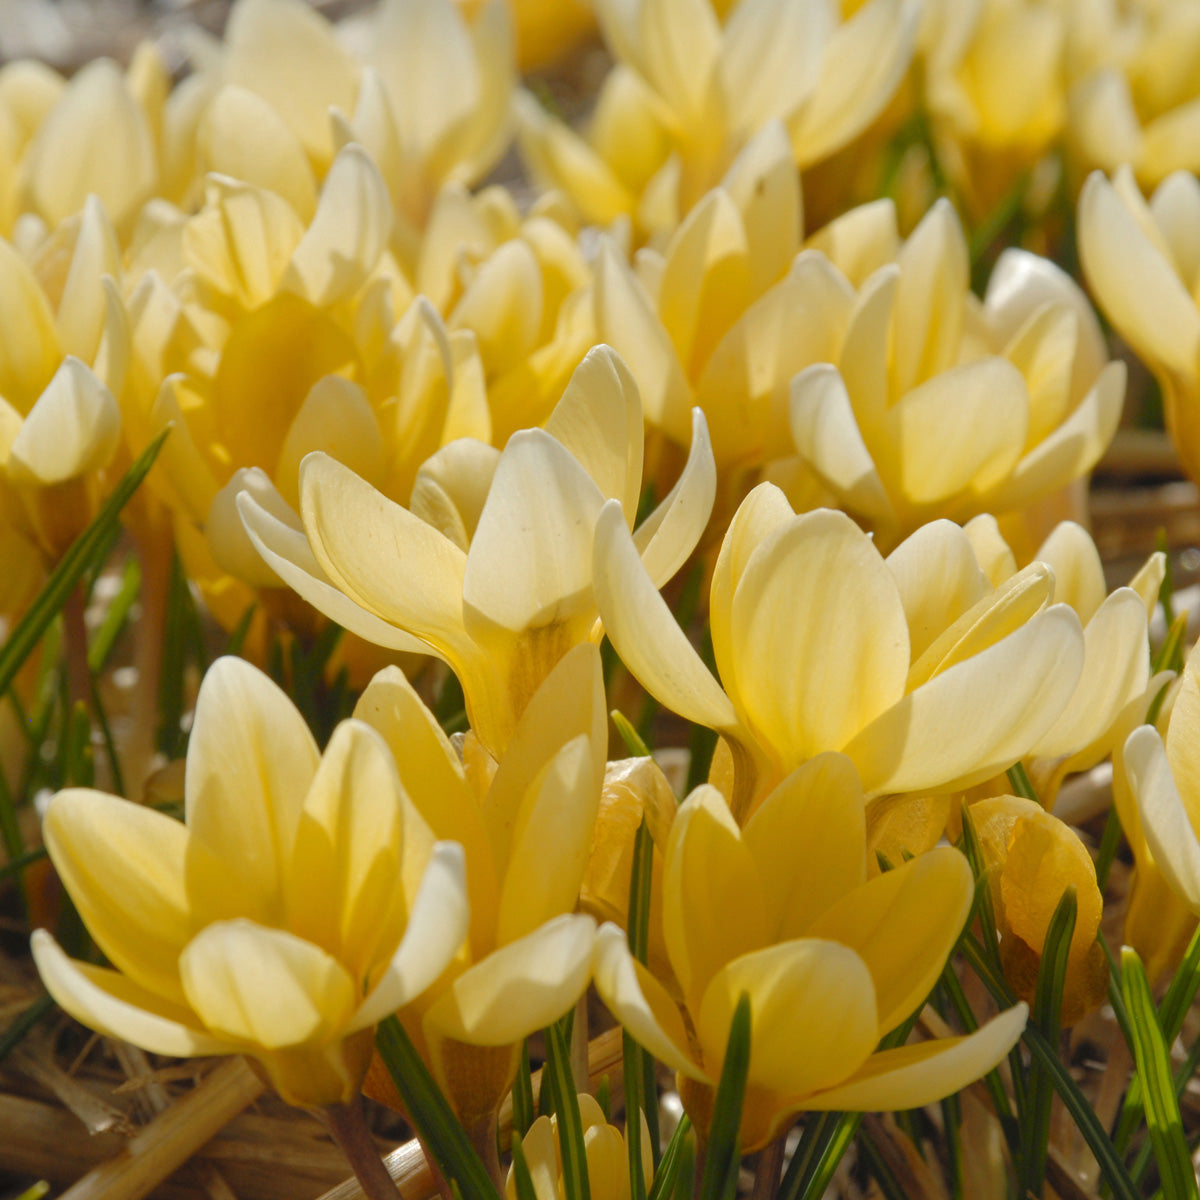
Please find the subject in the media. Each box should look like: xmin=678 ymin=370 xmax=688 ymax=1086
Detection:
xmin=516 ymin=0 xmax=916 ymax=239
xmin=1078 ymin=167 xmax=1200 ymax=486
xmin=241 ymin=344 xmax=716 ymax=756
xmin=31 ymin=656 xmax=470 ymax=1107
xmin=595 ymin=485 xmax=1085 ymax=817
xmin=970 ymin=795 xmax=1108 ymax=1026
xmin=354 ymin=643 xmax=604 ymax=1129
xmin=594 ymin=757 xmax=1027 ymax=1151
xmin=508 ymin=1095 xmax=652 ymax=1200
xmin=789 ymin=198 xmax=1123 ymax=552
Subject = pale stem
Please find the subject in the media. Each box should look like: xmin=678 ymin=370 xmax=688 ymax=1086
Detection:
xmin=749 ymin=1133 xmax=787 ymax=1200
xmin=125 ymin=525 xmax=172 ymax=795
xmin=62 ymin=583 xmax=91 ymax=714
xmin=323 ymin=1098 xmax=404 ymax=1200
xmin=464 ymin=1110 xmax=504 ymax=1193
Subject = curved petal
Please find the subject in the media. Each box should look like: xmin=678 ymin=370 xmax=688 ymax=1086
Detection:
xmin=237 ymin=488 xmax=435 ymax=656
xmin=846 ymin=605 xmax=1085 ymax=795
xmin=743 ymin=753 xmax=867 ymax=941
xmin=592 ymin=922 xmax=700 ymax=1078
xmin=1034 ymin=521 xmax=1106 ymax=622
xmin=1126 ymin=725 xmax=1200 ymax=913
xmin=31 ymin=931 xmax=229 ymax=1057
xmin=43 ymin=789 xmax=193 ymax=1004
xmin=594 ymin=500 xmax=738 ymax=729
xmin=352 ymin=841 xmax=470 ymax=1029
xmin=807 ymin=1003 xmax=1028 ymax=1111
xmin=696 ymin=940 xmax=878 ymax=1098
xmin=184 ymin=656 xmax=320 ymax=926
xmin=806 ymin=848 xmax=973 ymax=1033
xmin=425 ymin=914 xmax=597 ymax=1045
xmin=729 ymin=509 xmax=909 ymax=768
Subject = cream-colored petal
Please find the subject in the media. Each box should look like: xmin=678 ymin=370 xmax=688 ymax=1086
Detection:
xmin=7 ymin=357 xmax=120 ymax=485
xmin=31 ymin=931 xmax=228 ymax=1057
xmin=180 ymin=919 xmax=357 ymax=1048
xmin=633 ymin=407 xmax=716 ymax=588
xmin=449 ymin=240 xmax=542 ymax=376
xmin=43 ymin=789 xmax=193 ymax=1004
xmin=1034 ymin=521 xmax=1105 ymax=622
xmin=846 ymin=604 xmax=1084 ymax=795
xmin=730 ymin=509 xmax=909 ymax=768
xmin=1167 ymin=642 xmax=1200 ymax=805
xmin=53 ymin=195 xmax=121 ymax=365
xmin=184 ymin=656 xmax=320 ymax=926
xmin=0 ymin=237 xmax=59 ymax=412
xmin=1078 ymin=171 xmax=1200 ymax=379
xmin=285 ymin=720 xmax=405 ymax=979
xmin=743 ymin=754 xmax=867 ymax=941
xmin=209 ymin=468 xmax=293 ymax=589
xmin=1126 ymin=725 xmax=1200 ymax=913
xmin=886 ymin=521 xmax=990 ymax=662
xmin=283 ymin=145 xmax=392 ymax=307
xmin=593 ymin=500 xmax=738 ymax=729
xmin=462 ymin=429 xmax=604 ymax=635
xmin=806 ymin=198 xmax=898 ymax=289
xmin=237 ymin=488 xmax=435 ymax=656
xmin=789 ymin=364 xmax=892 ymax=527
xmin=788 ymin=0 xmax=917 ymax=167
xmin=196 ymin=86 xmax=317 ymax=222
xmin=807 ymin=1004 xmax=1028 ymax=1111
xmin=410 ymin=439 xmax=501 ymax=550
xmin=351 ymin=841 xmax=470 ymax=1029
xmin=300 ymin=452 xmax=471 ymax=658
xmin=425 ymin=913 xmax=597 ymax=1045
xmin=594 ymin=238 xmax=694 ymax=445
xmin=497 ymin=735 xmax=600 ymax=944
xmin=807 ymin=848 xmax=973 ymax=1034
xmin=1031 ymin=589 xmax=1150 ymax=759
xmin=592 ymin=922 xmax=700 ymax=1078
xmin=718 ymin=0 xmax=829 ymax=135
xmin=1149 ymin=172 xmax=1200 ymax=293
xmin=637 ymin=0 xmax=720 ymax=127
xmin=963 ymin=514 xmax=1017 ymax=587
xmin=545 ymin=345 xmax=644 ymax=527
xmin=696 ymin=940 xmax=878 ymax=1097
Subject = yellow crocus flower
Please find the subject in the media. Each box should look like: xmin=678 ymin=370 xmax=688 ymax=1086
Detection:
xmin=31 ymin=656 xmax=470 ymax=1107
xmin=1078 ymin=167 xmax=1200 ymax=487
xmin=789 ymin=197 xmax=1123 ymax=552
xmin=594 ymin=758 xmax=1027 ymax=1152
xmin=516 ymin=0 xmax=916 ymax=239
xmin=241 ymin=344 xmax=716 ymax=756
xmin=971 ymin=795 xmax=1108 ymax=1026
xmin=508 ymin=1095 xmax=652 ymax=1200
xmin=354 ymin=643 xmax=604 ymax=1132
xmin=595 ymin=485 xmax=1085 ymax=817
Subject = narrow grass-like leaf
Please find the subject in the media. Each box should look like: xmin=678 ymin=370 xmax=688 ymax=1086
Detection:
xmin=86 ymin=556 xmax=141 ymax=673
xmin=510 ymin=1135 xmax=538 ymax=1200
xmin=0 ymin=994 xmax=54 ymax=1066
xmin=612 ymin=709 xmax=652 ymax=759
xmin=942 ymin=1093 xmax=964 ymax=1200
xmin=1156 ymin=528 xmax=1176 ymax=627
xmin=962 ymin=936 xmax=1140 ymax=1200
xmin=545 ymin=1016 xmax=591 ymax=1200
xmin=698 ymin=993 xmax=751 ymax=1200
xmin=375 ymin=1016 xmax=499 ymax=1200
xmin=1152 ymin=611 xmax=1188 ymax=677
xmin=0 ymin=428 xmax=169 ymax=700
xmin=223 ymin=602 xmax=257 ymax=657
xmin=858 ymin=1122 xmax=909 ymax=1200
xmin=595 ymin=1075 xmax=611 ymax=1121
xmin=14 ymin=1182 xmax=49 ymax=1200
xmin=646 ymin=1115 xmax=692 ymax=1200
xmin=1121 ymin=947 xmax=1198 ymax=1200
xmin=1022 ymin=888 xmax=1076 ymax=1198
xmin=625 ymin=812 xmax=659 ymax=1180
xmin=0 ymin=845 xmax=48 ymax=885
xmin=65 ymin=699 xmax=94 ymax=787
xmin=777 ymin=1112 xmax=860 ymax=1200
xmin=1095 ymin=806 xmax=1124 ymax=892
xmin=513 ymin=1039 xmax=535 ymax=1139
xmin=88 ymin=674 xmax=125 ymax=798
xmin=1005 ymin=761 xmax=1038 ymax=803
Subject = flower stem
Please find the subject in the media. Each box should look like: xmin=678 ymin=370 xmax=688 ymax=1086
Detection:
xmin=323 ymin=1097 xmax=404 ymax=1200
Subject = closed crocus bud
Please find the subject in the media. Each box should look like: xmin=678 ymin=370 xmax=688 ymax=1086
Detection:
xmin=242 ymin=344 xmax=716 ymax=756
xmin=517 ymin=0 xmax=916 ymax=240
xmin=1078 ymin=168 xmax=1200 ymax=487
xmin=32 ymin=656 xmax=470 ymax=1108
xmin=595 ymin=486 xmax=1085 ymax=818
xmin=353 ymin=644 xmax=606 ymax=1134
xmin=789 ymin=199 xmax=1124 ymax=552
xmin=595 ymin=757 xmax=1027 ymax=1152
xmin=970 ymin=796 xmax=1108 ymax=1026
xmin=508 ymin=1095 xmax=652 ymax=1200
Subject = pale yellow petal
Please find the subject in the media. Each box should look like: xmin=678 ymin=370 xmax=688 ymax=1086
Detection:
xmin=807 ymin=1004 xmax=1028 ymax=1111
xmin=43 ymin=789 xmax=193 ymax=1004
xmin=743 ymin=753 xmax=867 ymax=941
xmin=807 ymin=848 xmax=973 ymax=1034
xmin=449 ymin=240 xmax=542 ymax=376
xmin=1034 ymin=522 xmax=1106 ymax=622
xmin=426 ymin=914 xmax=596 ymax=1045
xmin=31 ymin=931 xmax=228 ymax=1058
xmin=0 ymin=237 xmax=59 ymax=412
xmin=180 ymin=919 xmax=357 ymax=1048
